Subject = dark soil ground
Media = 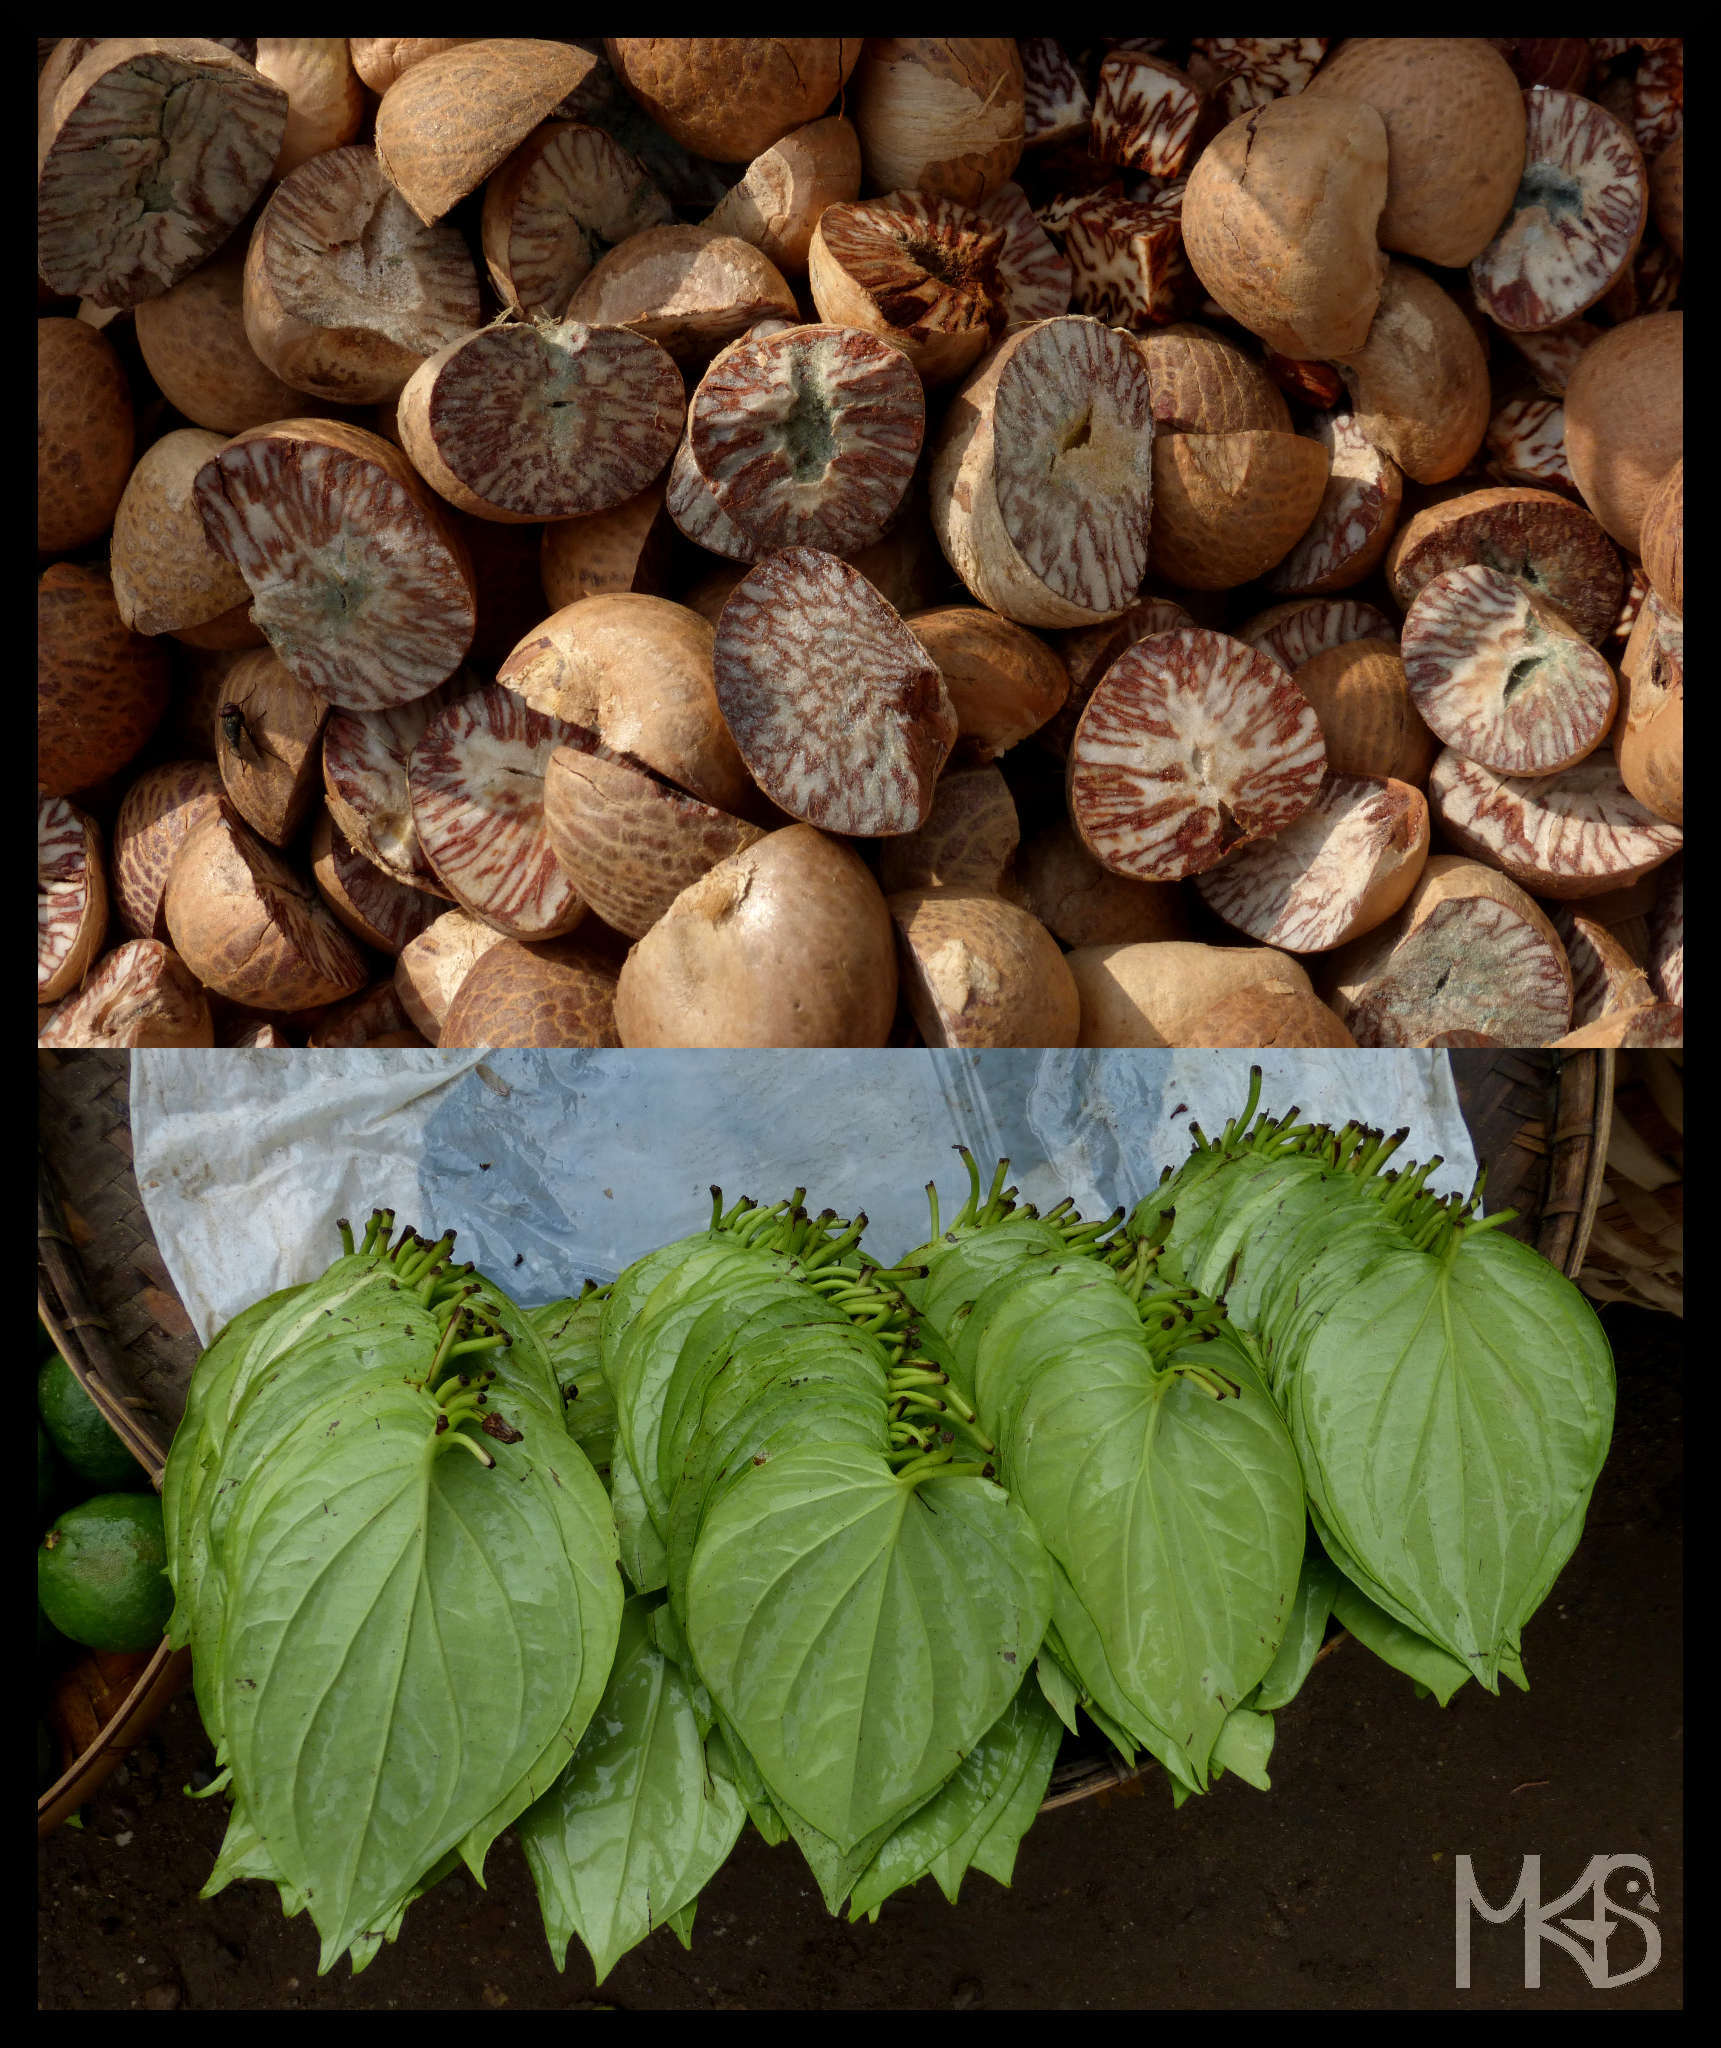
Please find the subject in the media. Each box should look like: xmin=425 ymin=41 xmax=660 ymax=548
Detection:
xmin=37 ymin=1305 xmax=1681 ymax=2011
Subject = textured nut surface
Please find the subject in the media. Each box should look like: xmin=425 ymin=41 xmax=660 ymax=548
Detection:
xmin=1135 ymin=324 xmax=1291 ymax=437
xmin=614 ymin=824 xmax=899 ymax=1048
xmin=133 ymin=242 xmax=315 ymax=435
xmin=37 ymin=318 xmax=133 ymax=554
xmin=37 ymin=39 xmax=287 ymax=308
xmin=374 ymin=39 xmax=598 ymax=225
xmin=1066 ymin=940 xmax=1324 ymax=1048
xmin=194 ymin=419 xmax=478 ymax=712
xmin=1291 ymin=640 xmax=1437 ymax=786
xmin=1614 ymin=591 xmax=1682 ymax=827
xmin=704 ymin=117 xmax=863 ymax=276
xmin=1329 ymin=262 xmax=1490 ymax=485
xmin=1305 ymin=39 xmax=1525 ymax=267
xmin=1638 ymin=458 xmax=1682 ymax=617
xmin=1195 ymin=772 xmax=1430 ymax=953
xmin=321 ymin=678 xmax=473 ymax=898
xmin=1562 ymin=311 xmax=1682 ymax=556
xmin=566 ymin=225 xmax=798 ymax=366
xmin=1646 ymin=856 xmax=1681 ymax=1008
xmin=977 ymin=182 xmax=1072 ymax=331
xmin=903 ymin=607 xmax=1068 ymax=761
xmin=309 ymin=808 xmax=439 ymax=956
xmin=1068 ymin=628 xmax=1327 ymax=883
xmin=113 ymin=759 xmax=226 ymax=939
xmin=215 ymin=647 xmax=330 ymax=846
xmin=1039 ymin=599 xmax=1194 ymax=761
xmin=38 ymin=940 xmax=213 ymax=1049
xmin=542 ymin=746 xmax=765 ymax=940
xmin=483 ymin=121 xmax=673 ymax=317
xmin=1181 ymin=985 xmax=1356 ymax=1048
xmin=1149 ymin=429 xmax=1331 ymax=591
xmin=1323 ymin=855 xmax=1572 ymax=1046
xmin=110 ymin=428 xmax=253 ymax=638
xmin=1015 ymin=818 xmax=1190 ymax=950
xmin=1060 ymin=187 xmax=1193 ymax=332
xmin=398 ymin=319 xmax=684 ymax=523
xmin=163 ymin=799 xmax=367 ymax=1009
xmin=1549 ymin=1001 xmax=1682 ymax=1049
xmin=1402 ymin=565 xmax=1616 ymax=777
xmin=1266 ymin=411 xmax=1403 ymax=596
xmin=1179 ymin=93 xmax=1389 ymax=359
xmin=808 ymin=193 xmax=1006 ymax=388
xmin=689 ymin=324 xmax=924 ymax=555
xmin=37 ymin=564 xmax=172 ymax=799
xmin=540 ymin=484 xmax=673 ymax=611
xmin=606 ymin=38 xmax=860 ymax=163
xmin=439 ymin=937 xmax=620 ymax=1049
xmin=243 ymin=144 xmax=481 ymax=404
xmin=1427 ymin=747 xmax=1682 ymax=900
xmin=1385 ymin=487 xmax=1623 ymax=647
xmin=887 ymin=886 xmax=1078 ymax=1047
xmin=713 ymin=549 xmax=955 ymax=836
xmin=38 ymin=791 xmax=107 ymax=1003
xmin=849 ymin=39 xmax=1025 ymax=207
xmin=393 ymin=908 xmax=508 ymax=1042
xmin=407 ymin=684 xmax=588 ymax=941
xmin=876 ymin=764 xmax=1019 ymax=895
xmin=499 ymin=594 xmax=750 ymax=814
xmin=1553 ymin=904 xmax=1653 ymax=1029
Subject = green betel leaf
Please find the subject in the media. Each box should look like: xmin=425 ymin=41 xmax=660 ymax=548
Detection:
xmin=1253 ymin=1554 xmax=1341 ymax=1712
xmin=610 ymin=1438 xmax=671 ymax=1595
xmin=686 ymin=1443 xmax=1051 ymax=1853
xmin=1007 ymin=1323 xmax=1307 ymax=1792
xmin=1328 ymin=1576 xmax=1473 ymax=1707
xmin=217 ymin=1370 xmax=620 ymax=1972
xmin=1289 ymin=1231 xmax=1615 ymax=1688
xmin=1210 ymin=1704 xmax=1275 ymax=1790
xmin=518 ymin=1599 xmax=746 ymax=1984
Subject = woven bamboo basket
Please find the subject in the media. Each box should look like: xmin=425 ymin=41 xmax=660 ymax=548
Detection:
xmin=37 ymin=1048 xmax=1628 ymax=1833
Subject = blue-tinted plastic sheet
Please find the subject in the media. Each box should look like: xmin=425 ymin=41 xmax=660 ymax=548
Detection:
xmin=131 ymin=1049 xmax=1478 ymax=1346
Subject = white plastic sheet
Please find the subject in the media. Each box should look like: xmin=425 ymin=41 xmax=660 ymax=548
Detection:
xmin=130 ymin=1049 xmax=1479 ymax=1346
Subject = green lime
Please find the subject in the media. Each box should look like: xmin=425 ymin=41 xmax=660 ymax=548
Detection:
xmin=38 ymin=1423 xmax=62 ymax=1520
xmin=38 ymin=1493 xmax=172 ymax=1653
xmin=37 ymin=1352 xmax=144 ymax=1492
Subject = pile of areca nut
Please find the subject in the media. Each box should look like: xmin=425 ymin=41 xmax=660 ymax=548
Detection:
xmin=38 ymin=36 xmax=1682 ymax=1051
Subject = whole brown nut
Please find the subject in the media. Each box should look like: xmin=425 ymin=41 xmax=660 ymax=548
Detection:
xmin=1638 ymin=459 xmax=1682 ymax=617
xmin=133 ymin=242 xmax=322 ymax=436
xmin=1327 ymin=262 xmax=1490 ymax=485
xmin=1562 ymin=311 xmax=1682 ymax=556
xmin=1303 ymin=39 xmax=1526 ymax=267
xmin=1291 ymin=639 xmax=1437 ymax=786
xmin=848 ymin=39 xmax=1025 ymax=206
xmin=37 ymin=318 xmax=133 ymax=555
xmin=605 ymin=39 xmax=862 ymax=165
xmin=886 ymin=886 xmax=1079 ymax=1048
xmin=38 ymin=564 xmax=171 ymax=798
xmin=109 ymin=428 xmax=257 ymax=641
xmin=1179 ymin=93 xmax=1389 ymax=360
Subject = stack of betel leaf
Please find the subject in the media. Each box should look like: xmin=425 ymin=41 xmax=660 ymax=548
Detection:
xmin=160 ymin=1077 xmax=1618 ymax=1982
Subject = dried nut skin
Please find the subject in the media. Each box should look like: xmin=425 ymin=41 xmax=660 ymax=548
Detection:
xmin=1242 ymin=598 xmax=1399 ymax=675
xmin=566 ymin=225 xmax=798 ymax=368
xmin=133 ymin=242 xmax=316 ymax=435
xmin=1324 ymin=855 xmax=1572 ymax=1047
xmin=243 ymin=144 xmax=481 ymax=404
xmin=1197 ymin=772 xmax=1430 ymax=953
xmin=1469 ymin=90 xmax=1647 ymax=331
xmin=1291 ymin=641 xmax=1437 ymax=786
xmin=37 ymin=40 xmax=288 ymax=308
xmin=1179 ymin=94 xmax=1390 ymax=359
xmin=113 ymin=759 xmax=226 ymax=939
xmin=254 ymin=39 xmax=363 ymax=180
xmin=1328 ymin=262 xmax=1490 ymax=485
xmin=1304 ymin=39 xmax=1526 ymax=268
xmin=37 ymin=319 xmax=133 ymax=554
xmin=1065 ymin=939 xmax=1324 ymax=1049
xmin=193 ymin=420 xmax=478 ymax=712
xmin=606 ymin=39 xmax=861 ymax=163
xmin=38 ymin=939 xmax=214 ymax=1049
xmin=1427 ymin=747 xmax=1682 ymax=900
xmin=1615 ymin=592 xmax=1682 ymax=827
xmin=614 ymin=824 xmax=899 ymax=1048
xmin=849 ymin=39 xmax=1025 ymax=207
xmin=398 ymin=320 xmax=684 ymax=524
xmin=309 ymin=808 xmax=439 ymax=955
xmin=1149 ymin=430 xmax=1331 ymax=591
xmin=1135 ymin=324 xmax=1292 ymax=438
xmin=216 ymin=648 xmax=331 ymax=845
xmin=876 ymin=764 xmax=1019 ymax=895
xmin=37 ymin=564 xmax=172 ymax=798
xmin=1181 ymin=985 xmax=1356 ymax=1048
xmin=713 ymin=550 xmax=955 ymax=836
xmin=110 ymin=428 xmax=253 ymax=638
xmin=394 ymin=908 xmax=508 ymax=1042
xmin=407 ymin=685 xmax=588 ymax=942
xmin=439 ymin=938 xmax=620 ymax=1049
xmin=1402 ymin=566 xmax=1616 ymax=777
xmin=1638 ymin=459 xmax=1681 ymax=617
xmin=1562 ymin=311 xmax=1682 ymax=556
xmin=1015 ymin=818 xmax=1190 ymax=949
xmin=704 ymin=117 xmax=863 ymax=277
xmin=904 ymin=607 xmax=1068 ymax=761
xmin=303 ymin=981 xmax=427 ymax=1049
xmin=1068 ymin=628 xmax=1327 ymax=884
xmin=887 ymin=887 xmax=1079 ymax=1048
xmin=808 ymin=193 xmax=1007 ymax=388
xmin=374 ymin=40 xmax=599 ymax=225
xmin=542 ymin=746 xmax=765 ymax=940
xmin=540 ymin=484 xmax=672 ymax=611
xmin=932 ymin=316 xmax=1155 ymax=629
xmin=498 ymin=594 xmax=751 ymax=815
xmin=38 ymin=792 xmax=107 ymax=1003
xmin=162 ymin=800 xmax=368 ymax=1009
xmin=482 ymin=122 xmax=673 ymax=317
xmin=1266 ymin=410 xmax=1403 ymax=596
xmin=689 ymin=325 xmax=924 ymax=555
xmin=1385 ymin=486 xmax=1623 ymax=647
xmin=348 ymin=40 xmax=476 ymax=96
